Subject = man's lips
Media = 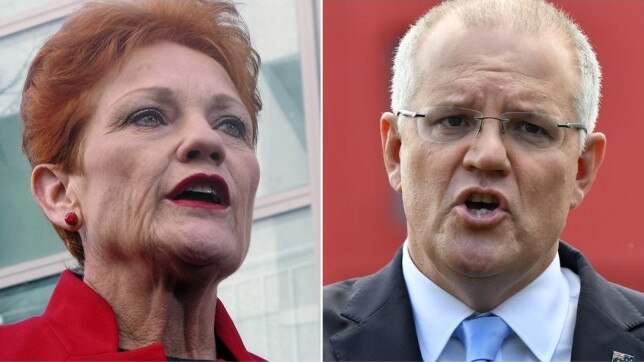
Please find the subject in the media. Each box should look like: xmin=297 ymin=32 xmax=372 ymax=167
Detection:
xmin=455 ymin=187 xmax=509 ymax=210
xmin=167 ymin=173 xmax=230 ymax=210
xmin=454 ymin=187 xmax=510 ymax=227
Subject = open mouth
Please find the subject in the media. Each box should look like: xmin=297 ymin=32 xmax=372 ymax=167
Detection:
xmin=169 ymin=174 xmax=230 ymax=208
xmin=464 ymin=192 xmax=500 ymax=216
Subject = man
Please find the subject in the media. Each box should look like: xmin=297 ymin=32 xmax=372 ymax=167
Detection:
xmin=323 ymin=0 xmax=644 ymax=361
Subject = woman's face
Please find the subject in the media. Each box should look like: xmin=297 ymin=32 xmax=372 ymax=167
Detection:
xmin=71 ymin=41 xmax=260 ymax=278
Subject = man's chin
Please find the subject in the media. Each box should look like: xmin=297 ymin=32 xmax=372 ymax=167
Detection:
xmin=444 ymin=242 xmax=515 ymax=279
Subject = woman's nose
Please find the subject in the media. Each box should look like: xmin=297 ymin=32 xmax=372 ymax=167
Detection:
xmin=176 ymin=116 xmax=226 ymax=165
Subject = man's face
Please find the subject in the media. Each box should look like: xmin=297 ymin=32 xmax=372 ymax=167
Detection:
xmin=381 ymin=18 xmax=605 ymax=305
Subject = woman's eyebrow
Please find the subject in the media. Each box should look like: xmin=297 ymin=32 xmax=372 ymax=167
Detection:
xmin=207 ymin=94 xmax=251 ymax=121
xmin=209 ymin=94 xmax=244 ymax=111
xmin=110 ymin=86 xmax=176 ymax=109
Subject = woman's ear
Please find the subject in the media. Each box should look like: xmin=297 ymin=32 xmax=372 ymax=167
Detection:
xmin=31 ymin=164 xmax=82 ymax=231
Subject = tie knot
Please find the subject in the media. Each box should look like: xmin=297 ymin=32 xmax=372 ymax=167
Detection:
xmin=454 ymin=314 xmax=512 ymax=362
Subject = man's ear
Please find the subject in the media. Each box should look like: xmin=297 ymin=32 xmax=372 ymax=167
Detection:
xmin=31 ymin=164 xmax=81 ymax=231
xmin=570 ymin=132 xmax=606 ymax=209
xmin=381 ymin=112 xmax=403 ymax=193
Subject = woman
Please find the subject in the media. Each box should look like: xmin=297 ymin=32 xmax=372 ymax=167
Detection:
xmin=0 ymin=0 xmax=264 ymax=360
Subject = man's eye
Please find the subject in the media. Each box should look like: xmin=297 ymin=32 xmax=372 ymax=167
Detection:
xmin=519 ymin=122 xmax=548 ymax=136
xmin=127 ymin=109 xmax=166 ymax=128
xmin=217 ymin=116 xmax=248 ymax=140
xmin=438 ymin=115 xmax=468 ymax=127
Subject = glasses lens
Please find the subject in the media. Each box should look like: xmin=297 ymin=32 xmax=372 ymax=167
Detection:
xmin=503 ymin=112 xmax=563 ymax=149
xmin=417 ymin=106 xmax=479 ymax=143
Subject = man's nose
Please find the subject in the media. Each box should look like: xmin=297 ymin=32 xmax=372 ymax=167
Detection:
xmin=462 ymin=118 xmax=511 ymax=175
xmin=176 ymin=115 xmax=226 ymax=165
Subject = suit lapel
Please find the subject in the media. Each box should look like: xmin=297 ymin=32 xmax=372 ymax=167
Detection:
xmin=560 ymin=242 xmax=644 ymax=361
xmin=329 ymin=243 xmax=644 ymax=361
xmin=329 ymin=249 xmax=422 ymax=361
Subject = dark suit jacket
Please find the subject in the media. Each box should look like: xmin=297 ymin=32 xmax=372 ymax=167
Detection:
xmin=323 ymin=242 xmax=644 ymax=361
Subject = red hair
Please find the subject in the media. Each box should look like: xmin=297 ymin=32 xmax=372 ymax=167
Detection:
xmin=21 ymin=0 xmax=262 ymax=265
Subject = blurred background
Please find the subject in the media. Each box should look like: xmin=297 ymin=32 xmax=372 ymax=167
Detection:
xmin=324 ymin=0 xmax=644 ymax=291
xmin=0 ymin=0 xmax=320 ymax=360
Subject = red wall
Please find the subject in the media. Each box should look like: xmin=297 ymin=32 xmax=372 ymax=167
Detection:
xmin=323 ymin=0 xmax=644 ymax=290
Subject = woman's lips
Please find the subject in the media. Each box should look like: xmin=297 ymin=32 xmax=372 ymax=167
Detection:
xmin=170 ymin=198 xmax=228 ymax=210
xmin=167 ymin=173 xmax=230 ymax=210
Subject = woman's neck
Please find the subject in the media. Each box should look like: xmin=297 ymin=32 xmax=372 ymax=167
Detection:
xmin=83 ymin=259 xmax=219 ymax=360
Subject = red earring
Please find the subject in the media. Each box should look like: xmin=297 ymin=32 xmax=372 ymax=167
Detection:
xmin=64 ymin=212 xmax=78 ymax=226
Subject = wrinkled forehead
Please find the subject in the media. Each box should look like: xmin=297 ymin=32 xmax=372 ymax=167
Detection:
xmin=411 ymin=16 xmax=579 ymax=110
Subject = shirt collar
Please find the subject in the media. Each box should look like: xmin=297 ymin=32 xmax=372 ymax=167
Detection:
xmin=402 ymin=240 xmax=473 ymax=362
xmin=402 ymin=240 xmax=570 ymax=362
xmin=492 ymin=249 xmax=570 ymax=361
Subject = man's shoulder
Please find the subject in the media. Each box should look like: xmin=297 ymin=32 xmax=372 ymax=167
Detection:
xmin=561 ymin=242 xmax=644 ymax=308
xmin=323 ymin=249 xmax=423 ymax=361
xmin=572 ymin=272 xmax=644 ymax=358
xmin=611 ymin=282 xmax=644 ymax=307
xmin=323 ymin=273 xmax=377 ymax=332
xmin=614 ymin=283 xmax=644 ymax=345
xmin=560 ymin=241 xmax=644 ymax=358
xmin=323 ymin=277 xmax=361 ymax=311
xmin=323 ymin=248 xmax=406 ymax=318
xmin=561 ymin=241 xmax=644 ymax=313
xmin=607 ymin=282 xmax=644 ymax=329
xmin=324 ymin=276 xmax=361 ymax=294
xmin=322 ymin=247 xmax=406 ymax=335
xmin=322 ymin=277 xmax=361 ymax=338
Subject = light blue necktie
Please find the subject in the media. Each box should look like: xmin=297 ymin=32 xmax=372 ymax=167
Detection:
xmin=454 ymin=314 xmax=512 ymax=362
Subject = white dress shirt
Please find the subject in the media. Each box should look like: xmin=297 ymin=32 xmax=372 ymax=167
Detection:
xmin=402 ymin=240 xmax=581 ymax=361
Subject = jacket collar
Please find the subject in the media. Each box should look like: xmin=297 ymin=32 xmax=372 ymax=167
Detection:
xmin=559 ymin=242 xmax=644 ymax=361
xmin=44 ymin=270 xmax=260 ymax=361
xmin=329 ymin=248 xmax=423 ymax=361
xmin=329 ymin=242 xmax=644 ymax=361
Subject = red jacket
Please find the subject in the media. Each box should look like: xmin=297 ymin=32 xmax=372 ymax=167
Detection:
xmin=0 ymin=270 xmax=265 ymax=361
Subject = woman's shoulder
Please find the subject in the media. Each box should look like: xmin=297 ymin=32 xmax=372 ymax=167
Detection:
xmin=0 ymin=315 xmax=70 ymax=360
xmin=0 ymin=270 xmax=116 ymax=360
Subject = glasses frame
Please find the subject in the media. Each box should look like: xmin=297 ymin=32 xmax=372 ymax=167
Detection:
xmin=396 ymin=107 xmax=587 ymax=149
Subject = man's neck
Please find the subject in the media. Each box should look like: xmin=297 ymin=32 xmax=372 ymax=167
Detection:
xmin=407 ymin=241 xmax=558 ymax=311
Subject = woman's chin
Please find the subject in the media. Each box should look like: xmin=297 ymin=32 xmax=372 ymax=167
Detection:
xmin=156 ymin=233 xmax=247 ymax=278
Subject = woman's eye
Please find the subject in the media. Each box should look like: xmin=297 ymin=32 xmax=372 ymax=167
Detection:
xmin=127 ymin=109 xmax=166 ymax=128
xmin=217 ymin=116 xmax=248 ymax=140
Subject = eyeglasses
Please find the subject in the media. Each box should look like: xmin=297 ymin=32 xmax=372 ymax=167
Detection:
xmin=396 ymin=106 xmax=587 ymax=150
